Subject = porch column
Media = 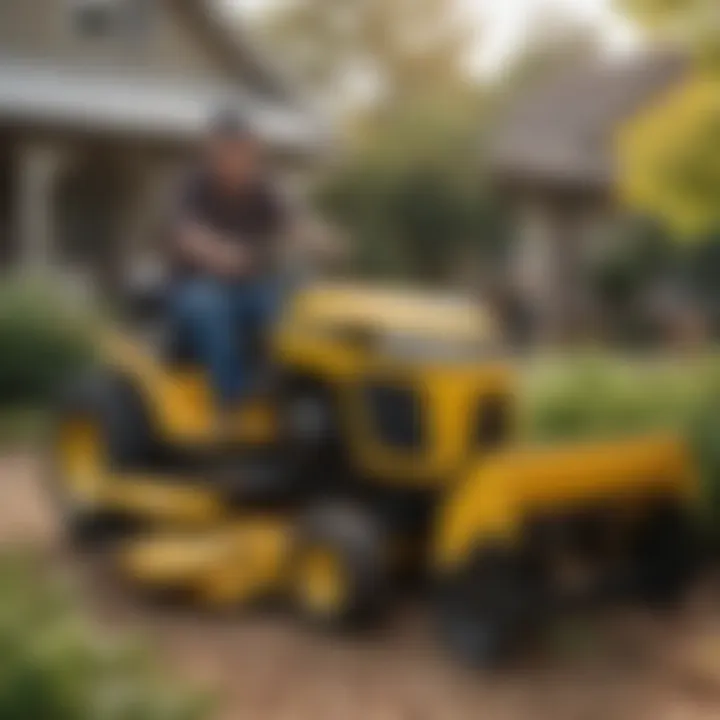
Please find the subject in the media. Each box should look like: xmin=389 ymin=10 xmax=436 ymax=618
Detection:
xmin=15 ymin=143 xmax=67 ymax=273
xmin=119 ymin=158 xmax=178 ymax=293
xmin=512 ymin=198 xmax=557 ymax=342
xmin=512 ymin=197 xmax=590 ymax=343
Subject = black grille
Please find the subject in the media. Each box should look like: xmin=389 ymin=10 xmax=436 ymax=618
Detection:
xmin=363 ymin=382 xmax=423 ymax=450
xmin=475 ymin=395 xmax=511 ymax=449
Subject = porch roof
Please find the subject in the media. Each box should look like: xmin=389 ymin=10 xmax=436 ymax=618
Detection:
xmin=0 ymin=59 xmax=326 ymax=151
xmin=491 ymin=52 xmax=687 ymax=193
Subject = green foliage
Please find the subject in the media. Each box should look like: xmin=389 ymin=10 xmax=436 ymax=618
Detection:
xmin=593 ymin=218 xmax=674 ymax=299
xmin=0 ymin=554 xmax=211 ymax=720
xmin=616 ymin=0 xmax=720 ymax=236
xmin=317 ymin=99 xmax=507 ymax=282
xmin=590 ymin=218 xmax=720 ymax=341
xmin=524 ymin=352 xmax=720 ymax=520
xmin=262 ymin=0 xmax=475 ymax=108
xmin=0 ymin=282 xmax=94 ymax=407
xmin=262 ymin=0 xmax=504 ymax=283
xmin=616 ymin=73 xmax=720 ymax=237
xmin=589 ymin=218 xmax=678 ymax=344
xmin=619 ymin=0 xmax=705 ymax=26
xmin=684 ymin=232 xmax=720 ymax=315
xmin=617 ymin=0 xmax=720 ymax=68
xmin=263 ymin=0 xmax=610 ymax=285
xmin=524 ymin=354 xmax=705 ymax=439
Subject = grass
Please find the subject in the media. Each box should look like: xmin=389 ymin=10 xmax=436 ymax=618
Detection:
xmin=0 ymin=407 xmax=49 ymax=450
xmin=0 ymin=552 xmax=212 ymax=720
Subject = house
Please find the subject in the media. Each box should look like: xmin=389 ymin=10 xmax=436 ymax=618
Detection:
xmin=491 ymin=51 xmax=688 ymax=340
xmin=0 ymin=0 xmax=323 ymax=294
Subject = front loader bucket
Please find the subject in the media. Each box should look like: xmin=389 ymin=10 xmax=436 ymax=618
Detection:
xmin=433 ymin=433 xmax=701 ymax=667
xmin=436 ymin=433 xmax=698 ymax=572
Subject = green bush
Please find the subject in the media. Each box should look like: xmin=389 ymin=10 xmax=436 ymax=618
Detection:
xmin=523 ymin=354 xmax=708 ymax=439
xmin=523 ymin=352 xmax=720 ymax=523
xmin=0 ymin=554 xmax=210 ymax=720
xmin=0 ymin=282 xmax=94 ymax=407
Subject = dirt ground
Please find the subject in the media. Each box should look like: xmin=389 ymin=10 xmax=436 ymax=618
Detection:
xmin=5 ymin=453 xmax=720 ymax=720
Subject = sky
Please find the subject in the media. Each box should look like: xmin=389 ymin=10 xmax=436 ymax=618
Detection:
xmin=465 ymin=0 xmax=639 ymax=73
xmin=227 ymin=0 xmax=641 ymax=75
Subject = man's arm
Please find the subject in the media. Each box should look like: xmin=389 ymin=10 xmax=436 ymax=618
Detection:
xmin=170 ymin=172 xmax=253 ymax=278
xmin=175 ymin=220 xmax=252 ymax=278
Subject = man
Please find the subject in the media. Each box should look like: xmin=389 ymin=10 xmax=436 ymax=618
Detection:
xmin=169 ymin=110 xmax=290 ymax=426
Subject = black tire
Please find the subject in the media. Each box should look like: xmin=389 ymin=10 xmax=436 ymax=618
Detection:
xmin=49 ymin=369 xmax=157 ymax=546
xmin=279 ymin=377 xmax=348 ymax=496
xmin=435 ymin=548 xmax=543 ymax=669
xmin=280 ymin=377 xmax=341 ymax=450
xmin=631 ymin=501 xmax=701 ymax=608
xmin=291 ymin=502 xmax=389 ymax=631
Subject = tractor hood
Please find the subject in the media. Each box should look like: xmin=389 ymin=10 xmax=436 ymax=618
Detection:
xmin=289 ymin=282 xmax=497 ymax=342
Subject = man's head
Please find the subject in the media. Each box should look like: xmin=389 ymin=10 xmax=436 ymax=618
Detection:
xmin=205 ymin=108 xmax=263 ymax=189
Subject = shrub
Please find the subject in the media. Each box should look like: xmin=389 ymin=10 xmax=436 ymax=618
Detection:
xmin=0 ymin=281 xmax=94 ymax=407
xmin=686 ymin=387 xmax=720 ymax=524
xmin=0 ymin=554 xmax=210 ymax=720
xmin=523 ymin=354 xmax=706 ymax=439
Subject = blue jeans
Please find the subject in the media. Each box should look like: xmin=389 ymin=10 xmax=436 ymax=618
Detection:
xmin=170 ymin=278 xmax=278 ymax=408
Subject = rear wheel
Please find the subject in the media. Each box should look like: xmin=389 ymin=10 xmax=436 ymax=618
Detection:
xmin=435 ymin=549 xmax=543 ymax=669
xmin=291 ymin=502 xmax=389 ymax=631
xmin=50 ymin=371 xmax=156 ymax=546
xmin=631 ymin=501 xmax=701 ymax=607
xmin=280 ymin=377 xmax=344 ymax=490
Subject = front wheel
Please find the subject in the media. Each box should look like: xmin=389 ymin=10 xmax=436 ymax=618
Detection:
xmin=50 ymin=371 xmax=156 ymax=547
xmin=435 ymin=549 xmax=543 ymax=669
xmin=631 ymin=501 xmax=701 ymax=608
xmin=290 ymin=502 xmax=389 ymax=631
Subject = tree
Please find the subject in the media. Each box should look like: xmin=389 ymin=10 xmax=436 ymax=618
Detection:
xmin=615 ymin=0 xmax=720 ymax=236
xmin=617 ymin=73 xmax=720 ymax=236
xmin=495 ymin=5 xmax=603 ymax=91
xmin=317 ymin=98 xmax=506 ymax=282
xmin=618 ymin=0 xmax=720 ymax=66
xmin=260 ymin=0 xmax=476 ymax=113
xmin=264 ymin=0 xmax=607 ymax=283
xmin=258 ymin=0 xmax=497 ymax=282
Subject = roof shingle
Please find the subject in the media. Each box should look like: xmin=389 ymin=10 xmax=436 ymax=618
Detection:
xmin=491 ymin=52 xmax=687 ymax=191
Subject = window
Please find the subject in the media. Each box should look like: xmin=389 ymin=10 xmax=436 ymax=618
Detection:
xmin=68 ymin=0 xmax=152 ymax=41
xmin=69 ymin=0 xmax=122 ymax=40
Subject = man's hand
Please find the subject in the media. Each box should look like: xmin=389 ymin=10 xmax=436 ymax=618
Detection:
xmin=212 ymin=241 xmax=254 ymax=278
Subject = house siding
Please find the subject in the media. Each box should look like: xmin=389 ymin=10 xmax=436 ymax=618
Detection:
xmin=0 ymin=0 xmax=231 ymax=82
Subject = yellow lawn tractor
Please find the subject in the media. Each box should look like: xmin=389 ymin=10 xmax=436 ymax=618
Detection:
xmin=49 ymin=281 xmax=701 ymax=667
